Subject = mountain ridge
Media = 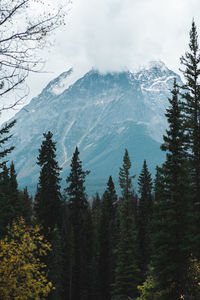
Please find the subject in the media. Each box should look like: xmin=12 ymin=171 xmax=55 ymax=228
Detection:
xmin=5 ymin=61 xmax=182 ymax=195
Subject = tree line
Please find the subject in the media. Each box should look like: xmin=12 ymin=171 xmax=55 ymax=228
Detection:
xmin=1 ymin=21 xmax=200 ymax=300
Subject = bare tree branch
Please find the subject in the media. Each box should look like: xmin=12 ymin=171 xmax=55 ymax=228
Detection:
xmin=0 ymin=0 xmax=69 ymax=111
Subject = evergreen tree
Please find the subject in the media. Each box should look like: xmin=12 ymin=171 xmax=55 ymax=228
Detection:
xmin=0 ymin=120 xmax=17 ymax=236
xmin=112 ymin=198 xmax=139 ymax=299
xmin=9 ymin=161 xmax=20 ymax=218
xmin=119 ymin=148 xmax=135 ymax=201
xmin=0 ymin=162 xmax=21 ymax=236
xmin=112 ymin=151 xmax=138 ymax=299
xmin=90 ymin=193 xmax=102 ymax=299
xmin=0 ymin=165 xmax=13 ymax=236
xmin=34 ymin=132 xmax=64 ymax=300
xmin=19 ymin=187 xmax=33 ymax=223
xmin=48 ymin=227 xmax=65 ymax=300
xmin=92 ymin=192 xmax=101 ymax=210
xmin=0 ymin=120 xmax=16 ymax=168
xmin=65 ymin=146 xmax=91 ymax=300
xmin=154 ymin=166 xmax=165 ymax=203
xmin=180 ymin=20 xmax=200 ymax=256
xmin=34 ymin=131 xmax=62 ymax=233
xmin=151 ymin=80 xmax=193 ymax=299
xmin=130 ymin=190 xmax=138 ymax=226
xmin=137 ymin=159 xmax=153 ymax=281
xmin=98 ymin=176 xmax=117 ymax=300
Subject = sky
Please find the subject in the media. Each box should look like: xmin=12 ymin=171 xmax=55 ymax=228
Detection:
xmin=1 ymin=0 xmax=200 ymax=123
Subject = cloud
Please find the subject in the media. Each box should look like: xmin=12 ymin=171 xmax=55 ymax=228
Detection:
xmin=2 ymin=0 xmax=200 ymax=123
xmin=47 ymin=0 xmax=200 ymax=74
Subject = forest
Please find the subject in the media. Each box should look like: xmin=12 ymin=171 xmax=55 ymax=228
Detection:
xmin=1 ymin=16 xmax=200 ymax=300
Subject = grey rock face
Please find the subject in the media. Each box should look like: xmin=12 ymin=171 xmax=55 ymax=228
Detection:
xmin=6 ymin=61 xmax=182 ymax=195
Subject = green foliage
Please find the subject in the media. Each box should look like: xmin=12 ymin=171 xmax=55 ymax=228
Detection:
xmin=151 ymin=80 xmax=193 ymax=299
xmin=0 ymin=162 xmax=21 ymax=237
xmin=98 ymin=176 xmax=118 ymax=300
xmin=65 ymin=146 xmax=92 ymax=300
xmin=65 ymin=146 xmax=90 ymax=208
xmin=180 ymin=20 xmax=200 ymax=257
xmin=119 ymin=149 xmax=135 ymax=200
xmin=9 ymin=162 xmax=21 ymax=219
xmin=112 ymin=150 xmax=139 ymax=299
xmin=112 ymin=198 xmax=139 ymax=299
xmin=0 ymin=120 xmax=16 ymax=168
xmin=137 ymin=160 xmax=153 ymax=281
xmin=48 ymin=227 xmax=65 ymax=300
xmin=18 ymin=187 xmax=33 ymax=223
xmin=35 ymin=131 xmax=62 ymax=233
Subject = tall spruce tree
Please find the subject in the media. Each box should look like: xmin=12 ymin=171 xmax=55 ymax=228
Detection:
xmin=180 ymin=20 xmax=200 ymax=256
xmin=112 ymin=150 xmax=138 ymax=299
xmin=90 ymin=192 xmax=102 ymax=299
xmin=98 ymin=176 xmax=117 ymax=300
xmin=9 ymin=161 xmax=20 ymax=218
xmin=0 ymin=120 xmax=16 ymax=237
xmin=34 ymin=131 xmax=62 ymax=233
xmin=119 ymin=148 xmax=135 ymax=201
xmin=151 ymin=80 xmax=193 ymax=299
xmin=112 ymin=198 xmax=139 ymax=299
xmin=137 ymin=159 xmax=153 ymax=281
xmin=19 ymin=187 xmax=32 ymax=223
xmin=48 ymin=227 xmax=65 ymax=300
xmin=65 ymin=146 xmax=91 ymax=300
xmin=0 ymin=162 xmax=22 ymax=236
xmin=0 ymin=165 xmax=12 ymax=236
xmin=0 ymin=120 xmax=16 ymax=168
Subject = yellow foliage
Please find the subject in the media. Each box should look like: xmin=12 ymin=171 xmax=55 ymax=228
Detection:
xmin=0 ymin=217 xmax=53 ymax=300
xmin=136 ymin=273 xmax=167 ymax=300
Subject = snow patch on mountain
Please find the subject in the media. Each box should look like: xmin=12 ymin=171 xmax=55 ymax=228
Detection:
xmin=50 ymin=68 xmax=84 ymax=95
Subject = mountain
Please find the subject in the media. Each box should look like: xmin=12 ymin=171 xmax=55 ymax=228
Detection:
xmin=5 ymin=61 xmax=182 ymax=196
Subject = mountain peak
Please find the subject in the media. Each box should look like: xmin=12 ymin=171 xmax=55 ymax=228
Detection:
xmin=136 ymin=60 xmax=168 ymax=73
xmin=148 ymin=60 xmax=168 ymax=70
xmin=6 ymin=60 xmax=182 ymax=195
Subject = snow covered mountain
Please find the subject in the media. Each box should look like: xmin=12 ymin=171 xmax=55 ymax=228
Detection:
xmin=6 ymin=61 xmax=182 ymax=195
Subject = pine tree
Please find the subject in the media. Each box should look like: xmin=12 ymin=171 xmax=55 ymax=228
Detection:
xmin=34 ymin=131 xmax=62 ymax=234
xmin=0 ymin=120 xmax=17 ymax=236
xmin=119 ymin=149 xmax=135 ymax=201
xmin=0 ymin=165 xmax=13 ymax=236
xmin=9 ymin=162 xmax=20 ymax=218
xmin=154 ymin=166 xmax=165 ymax=203
xmin=151 ymin=80 xmax=193 ymax=299
xmin=112 ymin=151 xmax=138 ymax=299
xmin=92 ymin=192 xmax=101 ymax=210
xmin=137 ymin=159 xmax=153 ymax=281
xmin=90 ymin=193 xmax=102 ymax=299
xmin=180 ymin=20 xmax=200 ymax=257
xmin=0 ymin=120 xmax=16 ymax=168
xmin=0 ymin=162 xmax=21 ymax=236
xmin=19 ymin=187 xmax=33 ymax=223
xmin=112 ymin=198 xmax=139 ymax=299
xmin=65 ymin=146 xmax=91 ymax=300
xmin=98 ymin=176 xmax=117 ymax=300
xmin=48 ymin=227 xmax=65 ymax=300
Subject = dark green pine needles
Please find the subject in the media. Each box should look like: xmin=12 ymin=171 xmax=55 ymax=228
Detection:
xmin=151 ymin=80 xmax=193 ymax=299
xmin=35 ymin=131 xmax=62 ymax=233
xmin=137 ymin=160 xmax=153 ymax=282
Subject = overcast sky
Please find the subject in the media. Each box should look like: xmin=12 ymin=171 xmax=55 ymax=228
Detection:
xmin=2 ymin=0 xmax=200 ymax=122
